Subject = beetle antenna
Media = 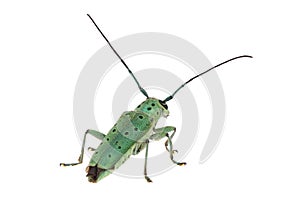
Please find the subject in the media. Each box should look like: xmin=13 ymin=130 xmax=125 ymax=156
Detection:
xmin=163 ymin=55 xmax=253 ymax=102
xmin=87 ymin=14 xmax=149 ymax=98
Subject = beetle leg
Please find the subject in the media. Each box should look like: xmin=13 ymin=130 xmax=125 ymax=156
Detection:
xmin=144 ymin=140 xmax=152 ymax=183
xmin=85 ymin=129 xmax=106 ymax=141
xmin=150 ymin=126 xmax=177 ymax=154
xmin=132 ymin=142 xmax=147 ymax=155
xmin=60 ymin=129 xmax=106 ymax=167
xmin=151 ymin=127 xmax=186 ymax=166
xmin=164 ymin=141 xmax=178 ymax=154
xmin=166 ymin=132 xmax=186 ymax=166
xmin=150 ymin=126 xmax=175 ymax=140
xmin=88 ymin=147 xmax=96 ymax=151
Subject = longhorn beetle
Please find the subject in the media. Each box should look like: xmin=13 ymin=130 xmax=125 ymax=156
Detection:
xmin=60 ymin=14 xmax=252 ymax=183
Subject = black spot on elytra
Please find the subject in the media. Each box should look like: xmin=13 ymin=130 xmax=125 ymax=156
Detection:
xmin=112 ymin=129 xmax=116 ymax=133
xmin=115 ymin=141 xmax=118 ymax=144
xmin=124 ymin=132 xmax=129 ymax=136
xmin=139 ymin=115 xmax=143 ymax=119
xmin=147 ymin=107 xmax=152 ymax=111
xmin=118 ymin=146 xmax=121 ymax=149
xmin=137 ymin=104 xmax=141 ymax=108
xmin=151 ymin=103 xmax=155 ymax=106
xmin=134 ymin=127 xmax=138 ymax=131
xmin=106 ymin=138 xmax=109 ymax=141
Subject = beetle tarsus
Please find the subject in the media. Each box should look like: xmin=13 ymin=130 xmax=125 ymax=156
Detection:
xmin=177 ymin=162 xmax=187 ymax=166
xmin=145 ymin=176 xmax=153 ymax=183
xmin=60 ymin=162 xmax=80 ymax=167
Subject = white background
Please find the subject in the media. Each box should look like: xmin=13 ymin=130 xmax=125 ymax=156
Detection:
xmin=1 ymin=0 xmax=299 ymax=206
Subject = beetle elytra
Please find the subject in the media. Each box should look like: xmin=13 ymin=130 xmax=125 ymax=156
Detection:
xmin=60 ymin=14 xmax=252 ymax=183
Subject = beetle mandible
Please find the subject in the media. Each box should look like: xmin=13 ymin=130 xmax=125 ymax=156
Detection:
xmin=60 ymin=14 xmax=252 ymax=183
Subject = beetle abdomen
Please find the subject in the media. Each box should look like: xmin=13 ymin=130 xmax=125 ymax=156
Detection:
xmin=89 ymin=111 xmax=153 ymax=170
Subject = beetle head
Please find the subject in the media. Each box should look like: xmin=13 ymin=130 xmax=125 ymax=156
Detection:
xmin=158 ymin=99 xmax=169 ymax=117
xmin=135 ymin=98 xmax=169 ymax=119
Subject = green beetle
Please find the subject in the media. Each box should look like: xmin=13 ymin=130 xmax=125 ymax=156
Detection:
xmin=60 ymin=14 xmax=252 ymax=183
xmin=86 ymin=98 xmax=177 ymax=183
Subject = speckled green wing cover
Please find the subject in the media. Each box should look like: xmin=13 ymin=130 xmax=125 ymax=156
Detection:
xmin=89 ymin=111 xmax=153 ymax=170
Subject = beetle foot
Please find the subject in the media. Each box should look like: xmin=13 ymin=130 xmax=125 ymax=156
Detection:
xmin=145 ymin=176 xmax=153 ymax=183
xmin=177 ymin=162 xmax=187 ymax=166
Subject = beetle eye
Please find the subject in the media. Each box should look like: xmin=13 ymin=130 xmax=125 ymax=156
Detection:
xmin=159 ymin=100 xmax=168 ymax=110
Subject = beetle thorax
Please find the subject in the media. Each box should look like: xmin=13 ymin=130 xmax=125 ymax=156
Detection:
xmin=134 ymin=98 xmax=169 ymax=121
